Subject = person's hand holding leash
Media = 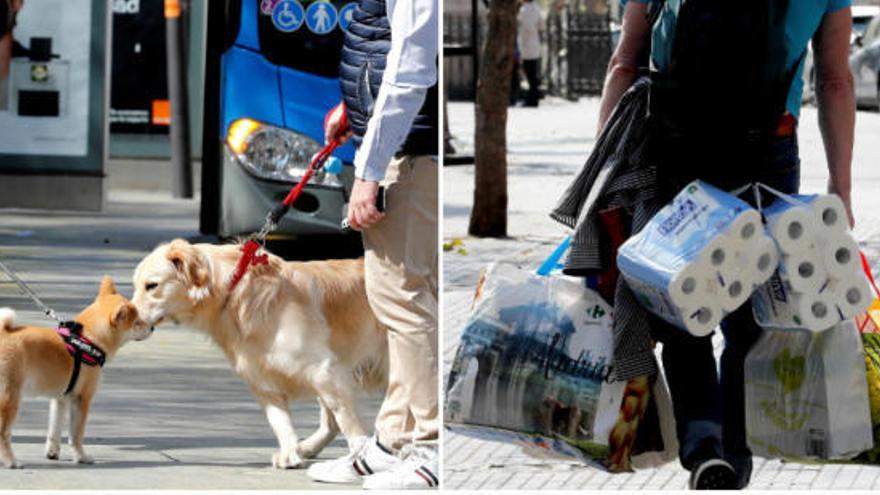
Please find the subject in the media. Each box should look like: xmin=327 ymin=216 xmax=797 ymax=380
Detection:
xmin=347 ymin=178 xmax=384 ymax=231
xmin=324 ymin=101 xmax=352 ymax=145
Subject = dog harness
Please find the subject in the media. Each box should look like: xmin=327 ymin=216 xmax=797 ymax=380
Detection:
xmin=55 ymin=321 xmax=106 ymax=395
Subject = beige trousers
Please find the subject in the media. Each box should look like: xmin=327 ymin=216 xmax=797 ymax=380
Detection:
xmin=363 ymin=154 xmax=439 ymax=449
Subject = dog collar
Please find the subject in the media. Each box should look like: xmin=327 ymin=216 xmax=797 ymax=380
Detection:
xmin=56 ymin=321 xmax=106 ymax=395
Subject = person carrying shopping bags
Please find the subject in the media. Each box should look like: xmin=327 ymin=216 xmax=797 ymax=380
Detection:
xmin=597 ymin=0 xmax=855 ymax=489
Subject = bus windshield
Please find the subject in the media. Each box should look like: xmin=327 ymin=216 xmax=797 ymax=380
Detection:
xmin=256 ymin=0 xmax=354 ymax=78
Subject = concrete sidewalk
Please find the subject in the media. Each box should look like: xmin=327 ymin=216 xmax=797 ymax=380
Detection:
xmin=0 ymin=190 xmax=379 ymax=489
xmin=442 ymin=98 xmax=880 ymax=490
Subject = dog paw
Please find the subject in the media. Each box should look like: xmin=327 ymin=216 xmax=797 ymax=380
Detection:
xmin=45 ymin=444 xmax=60 ymax=460
xmin=75 ymin=453 xmax=94 ymax=465
xmin=272 ymin=449 xmax=305 ymax=469
xmin=4 ymin=460 xmax=22 ymax=469
xmin=296 ymin=441 xmax=322 ymax=459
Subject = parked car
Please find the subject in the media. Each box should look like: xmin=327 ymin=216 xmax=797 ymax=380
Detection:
xmin=801 ymin=5 xmax=879 ymax=104
xmin=851 ymin=13 xmax=880 ymax=110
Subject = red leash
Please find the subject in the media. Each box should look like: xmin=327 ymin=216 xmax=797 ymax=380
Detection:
xmin=228 ymin=133 xmax=343 ymax=292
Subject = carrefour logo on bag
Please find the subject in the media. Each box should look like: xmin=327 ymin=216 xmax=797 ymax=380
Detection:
xmin=585 ymin=304 xmax=606 ymax=319
xmin=658 ymin=198 xmax=698 ymax=236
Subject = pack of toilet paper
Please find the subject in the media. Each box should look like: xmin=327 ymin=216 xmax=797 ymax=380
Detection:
xmin=618 ymin=180 xmax=778 ymax=336
xmin=752 ymin=193 xmax=873 ymax=331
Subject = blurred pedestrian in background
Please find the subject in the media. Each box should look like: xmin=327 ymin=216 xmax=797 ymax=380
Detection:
xmin=517 ymin=0 xmax=543 ymax=107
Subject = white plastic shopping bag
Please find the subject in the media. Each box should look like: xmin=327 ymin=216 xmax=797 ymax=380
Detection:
xmin=745 ymin=320 xmax=873 ymax=460
xmin=445 ymin=241 xmax=677 ymax=472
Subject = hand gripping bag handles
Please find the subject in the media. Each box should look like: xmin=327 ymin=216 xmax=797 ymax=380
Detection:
xmin=444 ymin=237 xmax=677 ymax=473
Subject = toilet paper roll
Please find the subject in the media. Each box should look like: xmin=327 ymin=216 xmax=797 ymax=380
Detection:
xmin=796 ymin=194 xmax=849 ymax=235
xmin=779 ymin=248 xmax=826 ymax=294
xmin=698 ymin=234 xmax=753 ymax=290
xmin=821 ymin=236 xmax=860 ymax=274
xmin=831 ymin=274 xmax=874 ymax=320
xmin=754 ymin=289 xmax=838 ymax=331
xmin=726 ymin=209 xmax=763 ymax=245
xmin=699 ymin=235 xmax=735 ymax=274
xmin=793 ymin=293 xmax=840 ymax=332
xmin=680 ymin=300 xmax=722 ymax=337
xmin=720 ymin=275 xmax=751 ymax=312
xmin=764 ymin=201 xmax=819 ymax=255
xmin=752 ymin=236 xmax=780 ymax=285
xmin=667 ymin=263 xmax=708 ymax=309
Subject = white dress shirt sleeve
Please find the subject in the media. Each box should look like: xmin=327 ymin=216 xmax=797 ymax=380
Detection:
xmin=353 ymin=0 xmax=438 ymax=182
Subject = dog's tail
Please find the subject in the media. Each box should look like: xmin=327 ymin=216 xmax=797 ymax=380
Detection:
xmin=0 ymin=308 xmax=15 ymax=332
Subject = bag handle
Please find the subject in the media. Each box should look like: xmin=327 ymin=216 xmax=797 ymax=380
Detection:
xmin=861 ymin=250 xmax=880 ymax=298
xmin=536 ymin=236 xmax=572 ymax=277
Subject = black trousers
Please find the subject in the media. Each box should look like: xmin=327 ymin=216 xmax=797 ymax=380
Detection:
xmin=522 ymin=58 xmax=540 ymax=106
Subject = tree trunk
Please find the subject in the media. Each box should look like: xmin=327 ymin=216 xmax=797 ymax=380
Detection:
xmin=468 ymin=0 xmax=517 ymax=238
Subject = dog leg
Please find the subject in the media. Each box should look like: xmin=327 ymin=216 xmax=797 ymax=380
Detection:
xmin=45 ymin=397 xmax=68 ymax=460
xmin=68 ymin=393 xmax=94 ymax=464
xmin=263 ymin=401 xmax=305 ymax=469
xmin=0 ymin=392 xmax=21 ymax=468
xmin=313 ymin=364 xmax=367 ymax=452
xmin=296 ymin=398 xmax=339 ymax=459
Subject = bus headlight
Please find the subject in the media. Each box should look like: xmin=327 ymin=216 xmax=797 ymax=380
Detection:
xmin=226 ymin=118 xmax=343 ymax=188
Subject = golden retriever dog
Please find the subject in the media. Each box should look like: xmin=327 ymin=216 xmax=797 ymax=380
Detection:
xmin=0 ymin=277 xmax=152 ymax=468
xmin=131 ymin=239 xmax=387 ymax=469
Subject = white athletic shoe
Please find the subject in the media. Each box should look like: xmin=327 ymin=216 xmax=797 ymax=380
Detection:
xmin=363 ymin=444 xmax=439 ymax=490
xmin=307 ymin=436 xmax=401 ymax=484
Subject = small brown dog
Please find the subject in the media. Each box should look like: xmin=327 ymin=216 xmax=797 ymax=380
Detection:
xmin=0 ymin=276 xmax=152 ymax=468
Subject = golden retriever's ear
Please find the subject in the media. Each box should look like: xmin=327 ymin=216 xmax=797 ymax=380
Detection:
xmin=99 ymin=276 xmax=118 ymax=296
xmin=166 ymin=239 xmax=212 ymax=302
xmin=111 ymin=302 xmax=137 ymax=329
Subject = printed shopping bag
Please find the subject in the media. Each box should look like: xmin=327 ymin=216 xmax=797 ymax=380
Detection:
xmin=745 ymin=321 xmax=873 ymax=460
xmin=445 ymin=241 xmax=677 ymax=472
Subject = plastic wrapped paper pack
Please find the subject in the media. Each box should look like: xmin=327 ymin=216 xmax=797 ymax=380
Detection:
xmin=445 ymin=261 xmax=677 ymax=472
xmin=745 ymin=321 xmax=873 ymax=460
xmin=752 ymin=193 xmax=873 ymax=331
xmin=617 ymin=180 xmax=774 ymax=336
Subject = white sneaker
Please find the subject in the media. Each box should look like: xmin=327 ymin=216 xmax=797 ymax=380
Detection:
xmin=307 ymin=436 xmax=401 ymax=484
xmin=363 ymin=444 xmax=439 ymax=490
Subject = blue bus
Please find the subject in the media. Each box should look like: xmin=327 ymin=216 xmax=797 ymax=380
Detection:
xmin=200 ymin=0 xmax=357 ymax=238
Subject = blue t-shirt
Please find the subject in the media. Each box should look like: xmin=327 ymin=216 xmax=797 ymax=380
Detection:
xmin=623 ymin=0 xmax=852 ymax=117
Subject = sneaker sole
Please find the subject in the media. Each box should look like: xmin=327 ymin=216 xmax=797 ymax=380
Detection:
xmin=691 ymin=459 xmax=737 ymax=490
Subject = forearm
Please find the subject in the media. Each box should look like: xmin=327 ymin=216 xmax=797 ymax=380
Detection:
xmin=598 ymin=60 xmax=639 ymax=133
xmin=596 ymin=2 xmax=649 ymax=134
xmin=353 ymin=83 xmax=428 ymax=181
xmin=816 ymin=72 xmax=855 ymax=200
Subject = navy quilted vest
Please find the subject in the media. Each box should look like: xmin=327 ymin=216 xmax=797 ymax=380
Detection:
xmin=339 ymin=0 xmax=438 ymax=155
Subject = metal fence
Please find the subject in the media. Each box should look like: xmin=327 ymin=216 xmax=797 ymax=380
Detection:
xmin=544 ymin=0 xmax=612 ymax=99
xmin=444 ymin=0 xmax=612 ymax=102
xmin=444 ymin=6 xmax=483 ymax=101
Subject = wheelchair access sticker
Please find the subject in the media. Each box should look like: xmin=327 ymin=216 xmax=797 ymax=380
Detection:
xmin=338 ymin=3 xmax=356 ymax=31
xmin=305 ymin=1 xmax=338 ymax=35
xmin=272 ymin=0 xmax=305 ymax=33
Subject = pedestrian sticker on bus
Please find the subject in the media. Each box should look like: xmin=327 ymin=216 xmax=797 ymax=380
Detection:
xmin=305 ymin=1 xmax=337 ymax=35
xmin=272 ymin=0 xmax=304 ymax=33
xmin=338 ymin=3 xmax=356 ymax=32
